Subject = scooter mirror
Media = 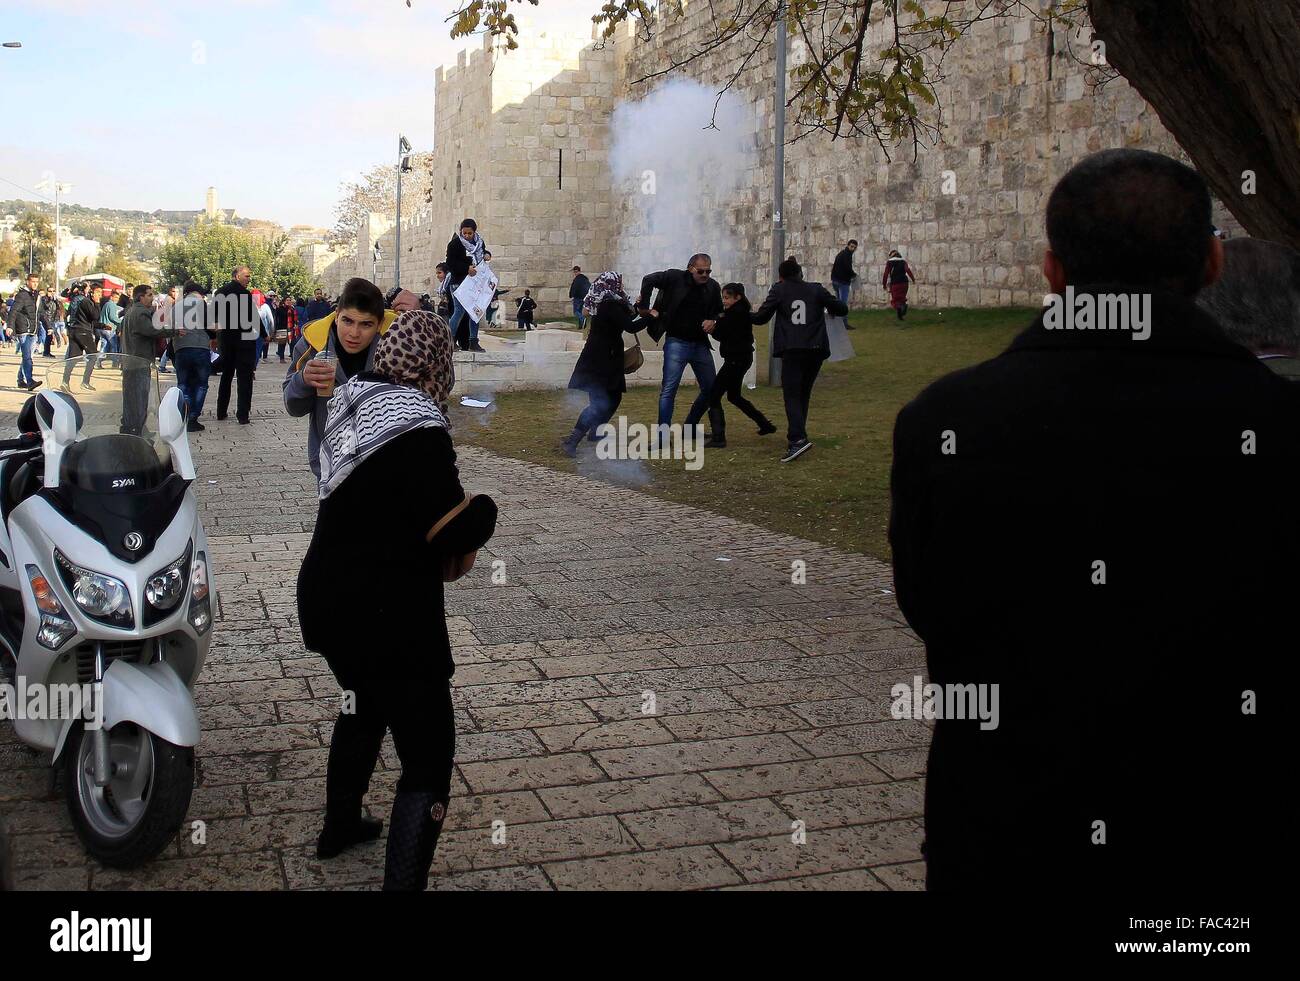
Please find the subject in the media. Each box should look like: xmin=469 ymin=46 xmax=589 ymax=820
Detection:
xmin=34 ymin=391 xmax=82 ymax=489
xmin=159 ymin=387 xmax=196 ymax=481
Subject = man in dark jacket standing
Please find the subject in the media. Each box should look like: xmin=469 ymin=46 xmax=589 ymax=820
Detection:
xmin=750 ymin=256 xmax=847 ymax=462
xmin=8 ymin=272 xmax=42 ymax=390
xmin=214 ymin=264 xmax=258 ymax=424
xmin=305 ymin=288 xmax=331 ymax=323
xmin=569 ymin=266 xmax=591 ymax=327
xmin=638 ymin=254 xmax=725 ymax=441
xmin=830 ymin=240 xmax=858 ymax=309
xmin=120 ymin=284 xmax=181 ymax=434
xmin=889 ymin=149 xmax=1294 ymax=894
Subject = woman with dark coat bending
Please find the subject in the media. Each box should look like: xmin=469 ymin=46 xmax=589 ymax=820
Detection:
xmin=297 ymin=309 xmax=497 ymax=890
xmin=560 ymin=271 xmax=642 ymax=456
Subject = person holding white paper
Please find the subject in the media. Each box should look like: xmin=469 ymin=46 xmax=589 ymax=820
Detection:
xmin=446 ymin=218 xmax=488 ymax=352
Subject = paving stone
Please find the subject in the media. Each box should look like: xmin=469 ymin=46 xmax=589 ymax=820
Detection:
xmin=0 ymin=372 xmax=920 ymax=890
xmin=544 ymin=845 xmax=742 ymax=890
xmin=714 ymin=819 xmax=925 ymax=883
xmin=538 ymin=773 xmax=722 ymax=819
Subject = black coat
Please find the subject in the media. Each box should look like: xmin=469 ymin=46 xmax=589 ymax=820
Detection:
xmin=636 ymin=269 xmax=722 ymax=344
xmin=831 ymin=247 xmax=857 ymax=284
xmin=445 ymin=234 xmax=485 ymax=286
xmin=750 ymin=278 xmax=847 ymax=357
xmin=71 ymin=296 xmax=100 ymax=350
xmin=569 ymin=275 xmax=591 ymax=300
xmin=889 ymin=286 xmax=1298 ymax=892
xmin=297 ymin=426 xmax=469 ymax=680
xmin=7 ymin=287 xmax=39 ymax=335
xmin=569 ymin=297 xmax=640 ymax=394
xmin=710 ymin=299 xmax=756 ymax=361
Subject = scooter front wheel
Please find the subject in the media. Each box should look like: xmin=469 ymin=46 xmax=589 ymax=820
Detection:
xmin=64 ymin=722 xmax=195 ymax=868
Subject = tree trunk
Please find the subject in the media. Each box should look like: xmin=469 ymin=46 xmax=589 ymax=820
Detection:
xmin=1088 ymin=0 xmax=1300 ymax=249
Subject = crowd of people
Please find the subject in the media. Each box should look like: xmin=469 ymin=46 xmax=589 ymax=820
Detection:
xmin=3 ymin=145 xmax=1290 ymax=896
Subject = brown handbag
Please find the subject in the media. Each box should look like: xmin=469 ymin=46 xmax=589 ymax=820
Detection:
xmin=427 ymin=493 xmax=479 ymax=582
xmin=623 ymin=332 xmax=644 ymax=374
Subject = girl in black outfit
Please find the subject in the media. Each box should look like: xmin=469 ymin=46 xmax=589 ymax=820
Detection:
xmin=297 ymin=310 xmax=497 ymax=891
xmin=684 ymin=282 xmax=776 ymax=448
xmin=560 ymin=271 xmax=642 ymax=456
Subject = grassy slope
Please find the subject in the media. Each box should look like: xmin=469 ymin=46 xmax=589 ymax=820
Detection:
xmin=456 ymin=307 xmax=1033 ymax=561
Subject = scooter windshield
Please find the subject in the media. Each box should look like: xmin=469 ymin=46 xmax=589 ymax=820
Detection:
xmin=43 ymin=355 xmax=173 ymax=480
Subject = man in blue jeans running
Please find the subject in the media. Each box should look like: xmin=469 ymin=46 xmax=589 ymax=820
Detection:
xmin=638 ymin=254 xmax=725 ymax=444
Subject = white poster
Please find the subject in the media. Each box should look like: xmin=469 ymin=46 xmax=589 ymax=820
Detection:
xmin=452 ymin=262 xmax=498 ymax=323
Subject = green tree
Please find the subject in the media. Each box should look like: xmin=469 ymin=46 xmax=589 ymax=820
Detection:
xmin=99 ymin=230 xmax=149 ymax=284
xmin=158 ymin=219 xmax=274 ymax=291
xmin=13 ymin=210 xmax=55 ymax=279
xmin=0 ymin=240 xmax=21 ymax=280
xmin=269 ymin=253 xmax=319 ymax=301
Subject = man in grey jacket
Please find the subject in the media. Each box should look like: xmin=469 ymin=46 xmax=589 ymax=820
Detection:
xmin=283 ymin=277 xmax=390 ymax=478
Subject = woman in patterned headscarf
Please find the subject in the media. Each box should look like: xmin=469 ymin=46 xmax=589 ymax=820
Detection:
xmin=560 ymin=271 xmax=645 ymax=456
xmin=297 ymin=308 xmax=497 ymax=891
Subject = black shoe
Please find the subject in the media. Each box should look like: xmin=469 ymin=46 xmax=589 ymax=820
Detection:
xmin=704 ymin=434 xmax=726 ymax=449
xmin=382 ymin=792 xmax=447 ymax=891
xmin=216 ymin=413 xmax=228 ymax=421
xmin=187 ymin=420 xmax=205 ymax=433
xmin=757 ymin=421 xmax=777 ymax=436
xmin=781 ymin=439 xmax=813 ymax=463
xmin=470 ymin=342 xmax=487 ymax=353
xmin=560 ymin=431 xmax=582 ymax=458
xmin=317 ymin=815 xmax=384 ymax=859
xmin=238 ymin=418 xmax=251 ymax=425
xmin=25 ymin=380 xmax=41 ymax=391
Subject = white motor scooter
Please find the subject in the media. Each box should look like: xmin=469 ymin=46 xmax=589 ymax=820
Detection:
xmin=0 ymin=355 xmax=213 ymax=867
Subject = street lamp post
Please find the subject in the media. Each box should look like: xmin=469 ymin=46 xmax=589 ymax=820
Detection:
xmin=396 ymin=135 xmax=411 ymax=288
xmin=36 ymin=176 xmax=73 ymax=297
xmin=769 ymin=7 xmax=787 ymax=387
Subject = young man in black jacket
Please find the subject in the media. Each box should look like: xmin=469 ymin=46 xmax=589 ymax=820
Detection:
xmin=830 ymin=239 xmax=858 ymax=312
xmin=889 ymin=148 xmax=1295 ymax=893
xmin=750 ymin=256 xmax=848 ymax=462
xmin=638 ymin=254 xmax=725 ymax=442
xmin=8 ymin=273 xmax=42 ymax=390
xmin=62 ymin=283 xmax=101 ymax=391
xmin=569 ymin=266 xmax=591 ymax=326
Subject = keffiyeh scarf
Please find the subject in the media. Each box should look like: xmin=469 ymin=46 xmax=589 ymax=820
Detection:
xmin=318 ymin=311 xmax=456 ymax=499
xmin=317 ymin=377 xmax=448 ymax=500
xmin=457 ymin=230 xmax=485 ymax=268
xmin=582 ymin=270 xmax=634 ymax=319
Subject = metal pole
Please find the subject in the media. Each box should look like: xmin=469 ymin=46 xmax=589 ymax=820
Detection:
xmin=769 ymin=6 xmax=786 ymax=387
xmin=395 ymin=142 xmax=403 ymax=289
xmin=54 ymin=187 xmax=60 ymax=296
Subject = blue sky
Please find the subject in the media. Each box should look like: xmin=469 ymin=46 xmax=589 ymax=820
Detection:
xmin=0 ymin=0 xmax=593 ymax=227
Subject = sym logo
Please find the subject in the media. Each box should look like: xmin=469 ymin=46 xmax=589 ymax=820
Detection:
xmin=111 ymin=478 xmax=136 ymax=489
xmin=123 ymin=532 xmax=144 ymax=552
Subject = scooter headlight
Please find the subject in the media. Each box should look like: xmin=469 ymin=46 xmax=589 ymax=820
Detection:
xmin=146 ymin=546 xmax=191 ymax=612
xmin=53 ymin=550 xmax=133 ymax=626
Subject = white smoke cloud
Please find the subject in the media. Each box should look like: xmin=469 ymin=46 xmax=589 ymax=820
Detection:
xmin=608 ymin=78 xmax=757 ymax=291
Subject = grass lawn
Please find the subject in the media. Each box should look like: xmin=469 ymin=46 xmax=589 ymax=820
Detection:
xmin=454 ymin=307 xmax=1034 ymax=561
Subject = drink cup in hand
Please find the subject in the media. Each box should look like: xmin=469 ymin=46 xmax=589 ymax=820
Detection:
xmin=310 ymin=349 xmax=337 ymax=398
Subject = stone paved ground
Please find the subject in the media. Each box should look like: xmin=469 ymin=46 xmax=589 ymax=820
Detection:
xmin=0 ymin=358 xmax=930 ymax=890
